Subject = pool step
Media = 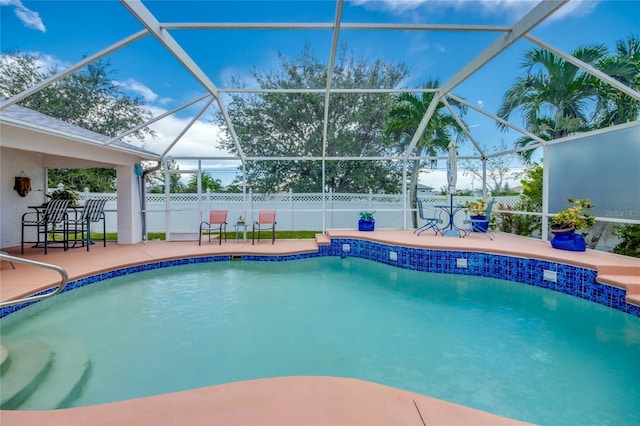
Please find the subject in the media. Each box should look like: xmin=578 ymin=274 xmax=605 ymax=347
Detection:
xmin=315 ymin=234 xmax=331 ymax=245
xmin=0 ymin=345 xmax=10 ymax=375
xmin=0 ymin=337 xmax=90 ymax=410
xmin=0 ymin=339 xmax=53 ymax=409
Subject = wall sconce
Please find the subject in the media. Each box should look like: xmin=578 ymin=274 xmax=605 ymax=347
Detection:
xmin=14 ymin=171 xmax=31 ymax=197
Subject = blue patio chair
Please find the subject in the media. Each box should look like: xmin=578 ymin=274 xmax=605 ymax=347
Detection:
xmin=463 ymin=197 xmax=495 ymax=240
xmin=415 ymin=199 xmax=443 ymax=236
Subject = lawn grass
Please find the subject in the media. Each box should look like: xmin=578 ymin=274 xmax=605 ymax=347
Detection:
xmin=93 ymin=230 xmax=321 ymax=242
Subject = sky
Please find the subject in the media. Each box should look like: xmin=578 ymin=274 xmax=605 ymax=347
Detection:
xmin=1 ymin=0 xmax=638 ymax=190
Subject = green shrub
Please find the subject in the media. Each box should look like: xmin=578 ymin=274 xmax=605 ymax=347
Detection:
xmin=612 ymin=224 xmax=640 ymax=258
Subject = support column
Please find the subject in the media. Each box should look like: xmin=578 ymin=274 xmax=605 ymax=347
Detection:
xmin=116 ymin=164 xmax=142 ymax=244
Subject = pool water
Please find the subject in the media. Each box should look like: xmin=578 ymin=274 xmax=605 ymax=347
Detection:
xmin=2 ymin=257 xmax=639 ymax=425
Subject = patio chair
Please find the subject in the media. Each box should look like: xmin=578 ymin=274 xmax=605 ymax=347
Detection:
xmin=252 ymin=210 xmax=276 ymax=245
xmin=68 ymin=199 xmax=108 ymax=251
xmin=463 ymin=197 xmax=495 ymax=240
xmin=415 ymin=199 xmax=443 ymax=236
xmin=199 ymin=210 xmax=228 ymax=245
xmin=21 ymin=198 xmax=70 ymax=254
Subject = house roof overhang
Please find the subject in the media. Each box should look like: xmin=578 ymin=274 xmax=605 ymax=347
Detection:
xmin=0 ymin=104 xmax=160 ymax=166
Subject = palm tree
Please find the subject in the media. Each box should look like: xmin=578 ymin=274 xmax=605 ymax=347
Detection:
xmin=384 ymin=80 xmax=466 ymax=227
xmin=499 ymin=44 xmax=637 ymax=161
xmin=498 ymin=45 xmax=610 ymax=146
xmin=187 ymin=172 xmax=223 ymax=193
xmin=594 ymin=35 xmax=640 ymax=126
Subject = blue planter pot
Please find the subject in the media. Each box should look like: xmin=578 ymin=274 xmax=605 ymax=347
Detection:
xmin=470 ymin=215 xmax=489 ymax=232
xmin=358 ymin=219 xmax=375 ymax=231
xmin=550 ymin=229 xmax=586 ymax=252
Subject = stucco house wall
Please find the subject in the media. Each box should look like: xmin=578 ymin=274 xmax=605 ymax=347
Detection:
xmin=1 ymin=147 xmax=47 ymax=248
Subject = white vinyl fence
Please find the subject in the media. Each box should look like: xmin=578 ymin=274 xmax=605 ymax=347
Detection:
xmin=75 ymin=189 xmax=520 ymax=235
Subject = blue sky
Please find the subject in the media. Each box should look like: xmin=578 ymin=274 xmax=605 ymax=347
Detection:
xmin=1 ymin=0 xmax=639 ymax=189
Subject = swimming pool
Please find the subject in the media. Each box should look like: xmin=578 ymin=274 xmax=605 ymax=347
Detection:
xmin=2 ymin=254 xmax=639 ymax=425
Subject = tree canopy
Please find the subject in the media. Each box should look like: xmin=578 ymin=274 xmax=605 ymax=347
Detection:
xmin=215 ymin=44 xmax=409 ymax=193
xmin=47 ymin=168 xmax=118 ymax=193
xmin=593 ymin=35 xmax=640 ymax=127
xmin=1 ymin=50 xmax=154 ymax=139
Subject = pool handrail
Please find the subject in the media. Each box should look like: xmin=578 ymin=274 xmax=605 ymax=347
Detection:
xmin=0 ymin=253 xmax=69 ymax=308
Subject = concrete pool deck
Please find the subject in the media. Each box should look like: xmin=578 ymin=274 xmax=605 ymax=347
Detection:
xmin=2 ymin=229 xmax=639 ymax=425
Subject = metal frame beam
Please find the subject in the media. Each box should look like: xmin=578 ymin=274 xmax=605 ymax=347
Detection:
xmin=446 ymin=94 xmax=546 ymax=144
xmin=402 ymin=0 xmax=567 ymax=162
xmin=120 ymin=0 xmax=245 ymax=162
xmin=161 ymin=98 xmax=215 ymax=158
xmin=163 ymin=22 xmax=511 ymax=32
xmin=442 ymin=98 xmax=485 ymax=159
xmin=105 ymin=94 xmax=211 ymax=146
xmin=6 ymin=0 xmax=638 ymax=205
xmin=321 ymin=0 xmax=344 ymax=160
xmin=438 ymin=0 xmax=568 ymax=96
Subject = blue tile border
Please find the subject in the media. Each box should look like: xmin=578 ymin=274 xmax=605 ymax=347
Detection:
xmin=2 ymin=239 xmax=638 ymax=318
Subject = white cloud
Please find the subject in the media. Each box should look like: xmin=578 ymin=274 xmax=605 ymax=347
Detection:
xmin=143 ymin=105 xmax=232 ymax=159
xmin=1 ymin=50 xmax=73 ymax=76
xmin=419 ymin=169 xmax=472 ymax=192
xmin=472 ymin=0 xmax=600 ymax=21
xmin=120 ymin=78 xmax=159 ymax=103
xmin=468 ymin=0 xmax=539 ymax=19
xmin=351 ymin=0 xmax=427 ymax=14
xmin=1 ymin=0 xmax=46 ymax=32
xmin=219 ymin=66 xmax=259 ymax=90
xmin=167 ymin=120 xmax=229 ymax=158
xmin=544 ymin=0 xmax=599 ymax=21
xmin=9 ymin=52 xmax=69 ymax=73
xmin=352 ymin=0 xmax=598 ymax=21
xmin=419 ymin=168 xmax=519 ymax=193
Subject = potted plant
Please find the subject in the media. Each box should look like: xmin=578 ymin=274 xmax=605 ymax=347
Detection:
xmin=464 ymin=198 xmax=489 ymax=232
xmin=464 ymin=198 xmax=488 ymax=216
xmin=51 ymin=188 xmax=81 ymax=207
xmin=549 ymin=198 xmax=595 ymax=252
xmin=358 ymin=211 xmax=375 ymax=231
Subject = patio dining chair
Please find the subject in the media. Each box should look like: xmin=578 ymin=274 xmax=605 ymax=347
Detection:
xmin=199 ymin=210 xmax=228 ymax=245
xmin=68 ymin=199 xmax=108 ymax=251
xmin=463 ymin=197 xmax=495 ymax=240
xmin=252 ymin=210 xmax=276 ymax=245
xmin=21 ymin=198 xmax=70 ymax=254
xmin=415 ymin=199 xmax=443 ymax=236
